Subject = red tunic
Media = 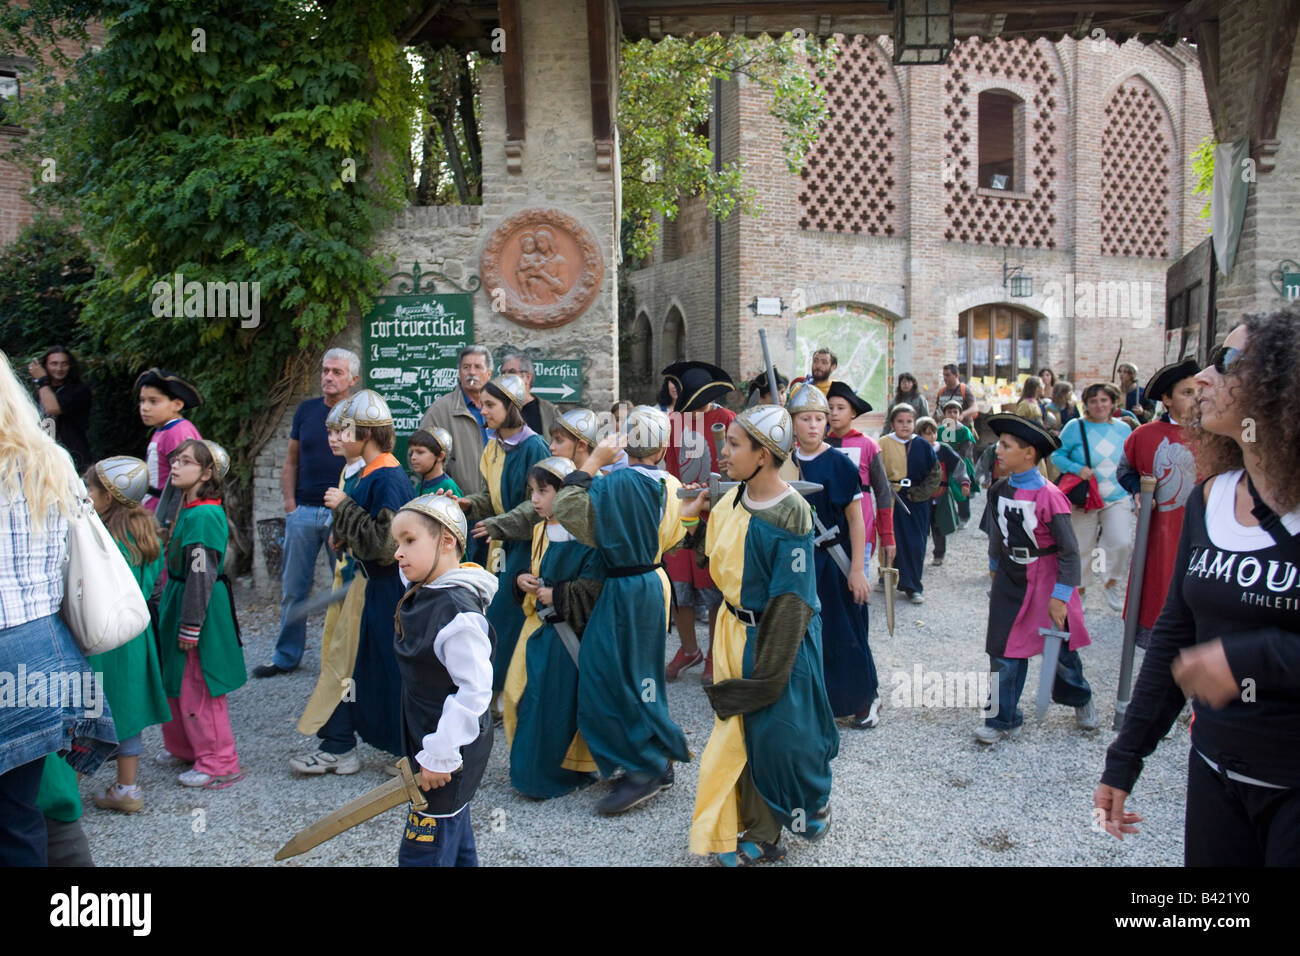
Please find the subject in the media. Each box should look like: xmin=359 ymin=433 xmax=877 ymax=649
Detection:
xmin=1122 ymin=420 xmax=1198 ymax=629
xmin=664 ymin=405 xmax=735 ymax=587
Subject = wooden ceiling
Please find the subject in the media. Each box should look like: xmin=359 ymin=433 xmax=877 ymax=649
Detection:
xmin=407 ymin=1 xmax=1202 ymax=50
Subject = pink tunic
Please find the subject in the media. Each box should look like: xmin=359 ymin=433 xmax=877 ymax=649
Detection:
xmin=995 ymin=483 xmax=1091 ymax=658
xmin=144 ymin=417 xmax=203 ymax=514
xmin=829 ymin=431 xmax=881 ymax=545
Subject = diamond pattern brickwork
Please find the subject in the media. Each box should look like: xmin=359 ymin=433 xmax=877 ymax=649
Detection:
xmin=798 ymin=35 xmax=902 ymax=236
xmin=1100 ymin=77 xmax=1172 ymax=258
xmin=942 ymin=38 xmax=1064 ymax=249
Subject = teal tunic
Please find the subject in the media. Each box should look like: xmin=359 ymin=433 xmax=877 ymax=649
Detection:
xmin=485 ymin=432 xmax=552 ymax=692
xmin=736 ymin=507 xmax=839 ymax=830
xmin=159 ymin=502 xmax=245 ymax=697
xmin=562 ymin=466 xmax=690 ymax=778
xmin=88 ymin=540 xmax=171 ymax=740
xmin=510 ymin=532 xmax=604 ymax=798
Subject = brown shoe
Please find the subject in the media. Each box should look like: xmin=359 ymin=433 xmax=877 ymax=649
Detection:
xmin=93 ymin=783 xmax=143 ymax=814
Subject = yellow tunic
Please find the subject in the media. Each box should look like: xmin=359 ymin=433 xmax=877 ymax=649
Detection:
xmin=688 ymin=485 xmax=757 ymax=855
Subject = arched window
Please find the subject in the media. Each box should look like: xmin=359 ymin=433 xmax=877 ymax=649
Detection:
xmin=957 ymin=305 xmax=1037 ymax=381
xmin=978 ymin=89 xmax=1023 ymax=191
xmin=631 ymin=312 xmax=652 ymax=372
xmin=663 ymin=307 xmax=686 ymax=365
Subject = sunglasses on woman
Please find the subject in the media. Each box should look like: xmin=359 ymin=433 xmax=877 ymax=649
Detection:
xmin=1206 ymin=344 xmax=1242 ymax=375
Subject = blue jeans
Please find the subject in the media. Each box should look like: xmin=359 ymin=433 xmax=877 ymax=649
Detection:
xmin=984 ymin=649 xmax=1091 ymax=731
xmin=272 ymin=505 xmax=337 ymax=669
xmin=0 ymin=758 xmax=47 ymax=866
xmin=398 ymin=805 xmax=478 ymax=867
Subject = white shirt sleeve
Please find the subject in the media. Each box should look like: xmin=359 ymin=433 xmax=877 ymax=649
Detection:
xmin=416 ymin=611 xmax=494 ymax=774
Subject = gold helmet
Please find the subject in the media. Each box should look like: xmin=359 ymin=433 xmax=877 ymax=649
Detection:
xmin=95 ymin=456 xmax=149 ymax=507
xmin=400 ymin=494 xmax=468 ymax=550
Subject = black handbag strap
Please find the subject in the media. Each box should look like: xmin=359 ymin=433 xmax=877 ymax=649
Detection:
xmin=1245 ymin=473 xmax=1296 ymax=549
xmin=1079 ymin=419 xmax=1092 ymax=469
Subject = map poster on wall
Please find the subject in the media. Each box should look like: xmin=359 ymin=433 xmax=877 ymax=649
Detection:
xmin=362 ymin=293 xmax=474 ymax=464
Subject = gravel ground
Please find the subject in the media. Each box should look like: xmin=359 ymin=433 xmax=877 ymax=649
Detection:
xmin=74 ymin=521 xmax=1188 ymax=866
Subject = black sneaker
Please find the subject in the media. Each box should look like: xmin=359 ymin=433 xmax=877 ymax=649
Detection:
xmin=252 ymin=662 xmax=294 ymax=678
xmin=595 ymin=763 xmax=673 ymax=816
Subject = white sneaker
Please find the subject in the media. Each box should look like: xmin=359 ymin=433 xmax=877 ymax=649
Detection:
xmin=290 ymin=748 xmax=361 ymax=775
xmin=910 ymin=592 xmax=925 ymax=605
xmin=178 ymin=769 xmax=212 ymax=787
xmin=1103 ymin=582 xmax=1125 ymax=612
xmin=154 ymin=749 xmax=189 ymax=768
xmin=852 ymin=697 xmax=882 ymax=729
xmin=974 ymin=724 xmax=1022 ymax=745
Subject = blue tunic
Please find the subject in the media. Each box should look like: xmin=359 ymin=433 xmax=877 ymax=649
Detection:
xmin=570 ymin=466 xmax=690 ymax=778
xmin=891 ymin=436 xmax=936 ymax=593
xmin=350 ymin=463 xmax=414 ymax=756
xmin=510 ymin=531 xmax=604 ymax=798
xmin=795 ymin=447 xmax=877 ymax=717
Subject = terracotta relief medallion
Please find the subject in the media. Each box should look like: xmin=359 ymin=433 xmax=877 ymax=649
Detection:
xmin=479 ymin=208 xmax=604 ymax=329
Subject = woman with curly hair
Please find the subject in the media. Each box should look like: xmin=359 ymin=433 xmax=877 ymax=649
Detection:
xmin=1094 ymin=304 xmax=1300 ymax=866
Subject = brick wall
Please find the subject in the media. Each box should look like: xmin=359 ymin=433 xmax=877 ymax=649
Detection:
xmin=628 ymin=34 xmax=1213 ymax=408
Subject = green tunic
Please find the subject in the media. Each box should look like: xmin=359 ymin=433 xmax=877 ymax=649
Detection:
xmin=159 ymin=502 xmax=245 ymax=697
xmin=87 ymin=540 xmax=171 ymax=740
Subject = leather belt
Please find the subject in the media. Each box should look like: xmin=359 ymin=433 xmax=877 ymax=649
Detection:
xmin=1008 ymin=544 xmax=1059 ymax=561
xmin=725 ymin=600 xmax=762 ymax=628
xmin=605 ymin=564 xmax=656 ymax=578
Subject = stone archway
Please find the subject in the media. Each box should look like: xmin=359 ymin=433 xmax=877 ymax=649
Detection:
xmin=796 ymin=304 xmax=893 ymax=412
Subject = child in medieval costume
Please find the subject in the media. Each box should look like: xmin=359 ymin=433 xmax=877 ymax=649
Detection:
xmin=457 ymin=374 xmax=553 ymax=698
xmin=1116 ymin=360 xmax=1200 ymax=649
xmin=916 ymin=417 xmax=968 ymax=567
xmin=661 ymin=361 xmax=737 ymax=684
xmin=941 ymin=398 xmax=979 ymax=527
xmin=409 ymin=427 xmax=463 ymax=498
xmin=685 ymin=405 xmax=839 ymax=865
xmin=825 ymin=381 xmax=895 ymax=577
xmin=879 ymin=404 xmax=941 ymax=603
xmin=309 ymin=390 xmax=413 ymax=766
xmin=157 ymin=440 xmax=245 ymax=788
xmin=978 ymin=414 xmax=1097 ymax=744
xmin=390 ymin=495 xmax=496 ymax=867
xmin=135 ymin=367 xmax=203 ymax=532
xmin=293 ymin=400 xmax=368 ymax=767
xmin=552 ymin=406 xmax=691 ymax=815
xmin=787 ymin=384 xmax=878 ymax=729
xmin=499 ymin=457 xmax=603 ymax=798
xmin=81 ymin=456 xmax=171 ymax=812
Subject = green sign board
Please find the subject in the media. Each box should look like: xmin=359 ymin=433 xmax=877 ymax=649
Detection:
xmin=1284 ymin=272 xmax=1300 ymax=302
xmin=362 ymin=293 xmax=474 ymax=463
xmin=530 ymin=357 xmax=585 ymax=403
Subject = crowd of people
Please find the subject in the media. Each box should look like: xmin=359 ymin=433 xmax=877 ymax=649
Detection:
xmin=2 ymin=302 xmax=1298 ymax=868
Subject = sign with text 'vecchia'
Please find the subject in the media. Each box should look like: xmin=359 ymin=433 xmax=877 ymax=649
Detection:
xmin=363 ymin=293 xmax=474 ymax=462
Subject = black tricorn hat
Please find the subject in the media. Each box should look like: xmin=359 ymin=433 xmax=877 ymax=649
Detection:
xmin=1144 ymin=359 xmax=1199 ymax=405
xmin=133 ymin=367 xmax=204 ymax=409
xmin=746 ymin=366 xmax=789 ymax=400
xmin=986 ymin=413 xmax=1060 ymax=458
xmin=826 ymin=380 xmax=871 ymax=416
xmin=663 ymin=361 xmax=736 ymax=413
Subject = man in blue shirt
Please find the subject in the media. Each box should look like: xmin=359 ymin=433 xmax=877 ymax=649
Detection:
xmin=254 ymin=349 xmax=358 ymax=677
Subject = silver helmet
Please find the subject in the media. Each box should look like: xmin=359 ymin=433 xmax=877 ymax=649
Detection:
xmin=343 ymin=389 xmax=393 ymax=427
xmin=557 ymin=407 xmax=599 ymax=447
xmin=624 ymin=405 xmax=671 ymax=458
xmin=488 ymin=373 xmax=528 ymax=409
xmin=428 ymin=426 xmax=453 ymax=457
xmin=326 ymin=399 xmax=355 ymax=428
xmin=400 ymin=494 xmax=469 ymax=550
xmin=95 ymin=455 xmax=149 ymax=507
xmin=736 ymin=404 xmax=794 ymax=458
xmin=533 ymin=456 xmax=576 ymax=482
xmin=203 ymin=440 xmax=231 ymax=479
xmin=785 ymin=382 xmax=830 ymax=415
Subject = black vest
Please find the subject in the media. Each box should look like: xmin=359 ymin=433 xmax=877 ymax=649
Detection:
xmin=395 ymin=584 xmax=497 ymax=815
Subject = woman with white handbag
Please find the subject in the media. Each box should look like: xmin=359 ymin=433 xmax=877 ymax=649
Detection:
xmin=0 ymin=352 xmax=120 ymax=866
